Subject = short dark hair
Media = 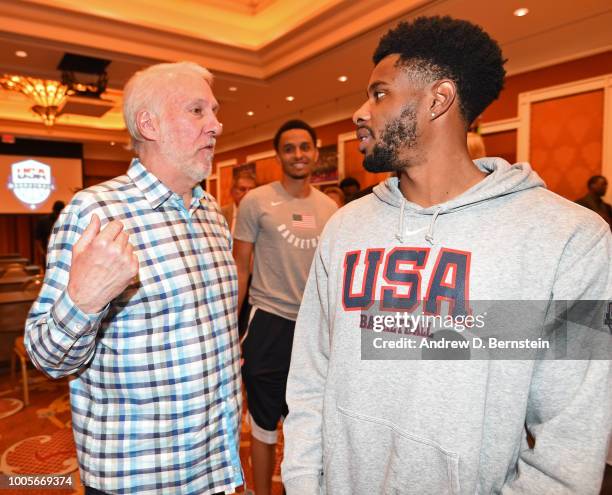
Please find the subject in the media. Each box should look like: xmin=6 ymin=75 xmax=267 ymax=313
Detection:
xmin=373 ymin=16 xmax=506 ymax=125
xmin=52 ymin=200 xmax=65 ymax=213
xmin=340 ymin=177 xmax=360 ymax=190
xmin=273 ymin=120 xmax=317 ymax=151
xmin=588 ymin=175 xmax=606 ymax=188
xmin=232 ymin=171 xmax=256 ymax=187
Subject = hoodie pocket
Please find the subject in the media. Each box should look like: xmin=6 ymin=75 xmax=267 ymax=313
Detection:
xmin=324 ymin=406 xmax=460 ymax=495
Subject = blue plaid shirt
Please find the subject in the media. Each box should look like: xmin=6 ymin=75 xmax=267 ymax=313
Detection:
xmin=25 ymin=159 xmax=243 ymax=494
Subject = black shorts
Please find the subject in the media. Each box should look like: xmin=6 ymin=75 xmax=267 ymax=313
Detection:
xmin=241 ymin=308 xmax=295 ymax=432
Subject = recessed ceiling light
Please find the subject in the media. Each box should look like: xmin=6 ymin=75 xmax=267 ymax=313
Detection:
xmin=228 ymin=86 xmax=238 ymax=92
xmin=110 ymin=141 xmax=116 ymax=146
xmin=15 ymin=50 xmax=28 ymax=58
xmin=285 ymin=96 xmax=295 ymax=102
xmin=513 ymin=7 xmax=529 ymax=16
xmin=247 ymin=111 xmax=254 ymax=116
xmin=338 ymin=75 xmax=348 ymax=82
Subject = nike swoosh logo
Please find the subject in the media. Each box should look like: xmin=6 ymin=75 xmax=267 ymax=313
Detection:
xmin=271 ymin=201 xmax=284 ymax=206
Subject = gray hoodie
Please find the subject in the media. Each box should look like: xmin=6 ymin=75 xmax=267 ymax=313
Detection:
xmin=282 ymin=158 xmax=611 ymax=494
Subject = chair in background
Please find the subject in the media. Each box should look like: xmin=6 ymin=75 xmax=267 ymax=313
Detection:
xmin=25 ymin=265 xmax=43 ymax=276
xmin=1 ymin=263 xmax=28 ymax=279
xmin=22 ymin=275 xmax=44 ymax=293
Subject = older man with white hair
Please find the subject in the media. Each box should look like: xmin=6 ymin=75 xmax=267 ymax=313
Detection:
xmin=25 ymin=62 xmax=242 ymax=495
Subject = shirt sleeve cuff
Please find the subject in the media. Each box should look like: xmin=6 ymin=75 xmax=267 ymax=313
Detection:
xmin=51 ymin=289 xmax=109 ymax=338
xmin=232 ymin=233 xmax=256 ymax=243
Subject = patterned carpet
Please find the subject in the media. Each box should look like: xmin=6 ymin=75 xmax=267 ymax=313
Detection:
xmin=0 ymin=373 xmax=80 ymax=495
xmin=2 ymin=369 xmax=609 ymax=495
xmin=0 ymin=369 xmax=283 ymax=495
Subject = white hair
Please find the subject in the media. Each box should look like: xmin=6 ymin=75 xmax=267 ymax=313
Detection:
xmin=122 ymin=61 xmax=213 ymax=151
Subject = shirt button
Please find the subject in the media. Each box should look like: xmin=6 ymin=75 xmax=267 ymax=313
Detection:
xmin=75 ymin=324 xmax=82 ymax=331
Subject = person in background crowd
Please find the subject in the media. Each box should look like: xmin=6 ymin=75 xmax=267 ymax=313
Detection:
xmin=233 ymin=119 xmax=337 ymax=495
xmin=576 ymin=175 xmax=612 ymax=229
xmin=339 ymin=176 xmax=361 ymax=202
xmin=323 ymin=185 xmax=345 ymax=207
xmin=222 ymin=171 xmax=257 ymax=234
xmin=25 ymin=61 xmax=243 ymax=495
xmin=221 ymin=171 xmax=258 ymax=336
xmin=35 ymin=200 xmax=65 ymax=260
xmin=282 ymin=16 xmax=611 ymax=494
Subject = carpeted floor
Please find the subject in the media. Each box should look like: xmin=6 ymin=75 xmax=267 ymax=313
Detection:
xmin=0 ymin=368 xmax=610 ymax=495
xmin=0 ymin=368 xmax=283 ymax=495
xmin=0 ymin=372 xmax=80 ymax=495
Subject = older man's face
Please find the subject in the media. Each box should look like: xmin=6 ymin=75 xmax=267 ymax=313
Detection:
xmin=231 ymin=177 xmax=256 ymax=206
xmin=158 ymin=74 xmax=222 ymax=184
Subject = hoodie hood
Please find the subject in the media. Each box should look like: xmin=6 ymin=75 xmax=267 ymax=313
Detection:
xmin=373 ymin=157 xmax=546 ymax=244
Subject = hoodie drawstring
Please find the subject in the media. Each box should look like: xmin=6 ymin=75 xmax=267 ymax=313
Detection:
xmin=395 ymin=201 xmax=406 ymax=243
xmin=396 ymin=202 xmax=442 ymax=244
xmin=425 ymin=207 xmax=442 ymax=245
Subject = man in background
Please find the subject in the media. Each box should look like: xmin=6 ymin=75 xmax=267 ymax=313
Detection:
xmin=576 ymin=175 xmax=612 ymax=229
xmin=34 ymin=200 xmax=65 ymax=261
xmin=339 ymin=176 xmax=360 ymax=202
xmin=222 ymin=171 xmax=257 ymax=234
xmin=323 ymin=185 xmax=345 ymax=207
xmin=222 ymin=171 xmax=257 ymax=335
xmin=233 ymin=119 xmax=337 ymax=495
xmin=26 ymin=61 xmax=242 ymax=495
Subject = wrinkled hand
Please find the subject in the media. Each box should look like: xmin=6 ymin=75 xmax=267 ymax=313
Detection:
xmin=67 ymin=214 xmax=139 ymax=314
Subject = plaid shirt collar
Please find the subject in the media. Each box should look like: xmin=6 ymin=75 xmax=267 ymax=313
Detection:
xmin=127 ymin=158 xmax=206 ymax=211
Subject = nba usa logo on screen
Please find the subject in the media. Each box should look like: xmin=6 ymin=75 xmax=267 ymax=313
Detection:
xmin=8 ymin=159 xmax=55 ymax=209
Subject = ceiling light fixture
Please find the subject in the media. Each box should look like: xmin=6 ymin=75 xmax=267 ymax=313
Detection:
xmin=229 ymin=86 xmax=238 ymax=92
xmin=338 ymin=75 xmax=348 ymax=82
xmin=247 ymin=111 xmax=254 ymax=116
xmin=15 ymin=50 xmax=28 ymax=58
xmin=513 ymin=7 xmax=529 ymax=16
xmin=285 ymin=96 xmax=295 ymax=102
xmin=0 ymin=75 xmax=70 ymax=126
xmin=59 ymin=53 xmax=109 ymax=99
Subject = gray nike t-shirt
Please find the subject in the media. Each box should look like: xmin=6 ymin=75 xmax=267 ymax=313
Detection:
xmin=234 ymin=181 xmax=337 ymax=320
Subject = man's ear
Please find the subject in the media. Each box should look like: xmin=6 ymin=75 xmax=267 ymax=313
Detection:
xmin=136 ymin=109 xmax=159 ymax=142
xmin=428 ymin=80 xmax=456 ymax=120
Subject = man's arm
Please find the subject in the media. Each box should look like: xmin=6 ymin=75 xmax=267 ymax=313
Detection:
xmin=503 ymin=224 xmax=612 ymax=494
xmin=282 ymin=245 xmax=331 ymax=495
xmin=232 ymin=193 xmax=260 ymax=313
xmin=233 ymin=239 xmax=253 ymax=314
xmin=25 ymin=210 xmax=139 ymax=378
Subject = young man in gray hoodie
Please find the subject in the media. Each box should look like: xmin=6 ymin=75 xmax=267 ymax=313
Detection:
xmin=282 ymin=16 xmax=611 ymax=494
